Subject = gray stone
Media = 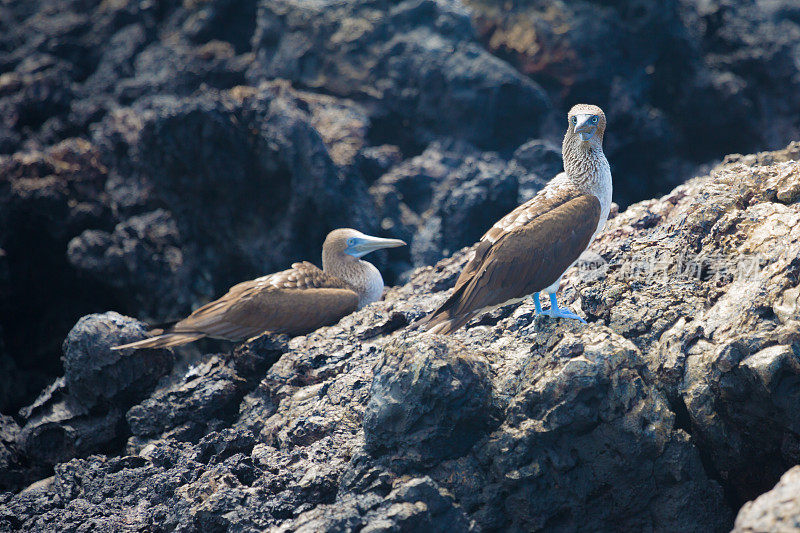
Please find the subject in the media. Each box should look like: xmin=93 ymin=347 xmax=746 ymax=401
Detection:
xmin=733 ymin=466 xmax=800 ymax=533
xmin=62 ymin=312 xmax=172 ymax=409
xmin=364 ymin=336 xmax=497 ymax=466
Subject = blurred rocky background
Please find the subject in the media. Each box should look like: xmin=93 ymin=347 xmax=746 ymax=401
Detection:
xmin=1 ymin=0 xmax=799 ymax=530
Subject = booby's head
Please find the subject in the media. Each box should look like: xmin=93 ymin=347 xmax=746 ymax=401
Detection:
xmin=323 ymin=229 xmax=406 ymax=307
xmin=567 ymin=104 xmax=606 ymax=144
xmin=323 ymin=228 xmax=406 ymax=260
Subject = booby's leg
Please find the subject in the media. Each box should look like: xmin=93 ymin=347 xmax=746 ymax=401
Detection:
xmin=533 ymin=293 xmax=543 ymax=314
xmin=541 ymin=292 xmax=586 ymax=324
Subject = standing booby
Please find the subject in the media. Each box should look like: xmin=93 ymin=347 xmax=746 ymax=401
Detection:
xmin=113 ymin=229 xmax=405 ymax=350
xmin=420 ymin=104 xmax=612 ymax=334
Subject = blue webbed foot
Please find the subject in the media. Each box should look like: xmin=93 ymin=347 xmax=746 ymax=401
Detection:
xmin=539 ymin=293 xmax=586 ymax=324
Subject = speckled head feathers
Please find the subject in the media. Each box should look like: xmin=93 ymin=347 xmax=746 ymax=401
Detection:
xmin=567 ymin=104 xmax=607 ymax=139
xmin=562 ymin=104 xmax=610 ymax=188
xmin=322 ymin=229 xmax=405 ymax=266
xmin=323 ymin=228 xmax=361 ymax=256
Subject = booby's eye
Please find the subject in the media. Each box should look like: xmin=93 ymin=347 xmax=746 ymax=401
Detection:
xmin=570 ymin=116 xmax=577 ymax=125
xmin=591 ymin=116 xmax=599 ymax=124
xmin=347 ymin=238 xmax=356 ymax=247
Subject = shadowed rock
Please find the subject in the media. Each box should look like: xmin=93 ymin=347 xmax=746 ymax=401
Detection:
xmin=63 ymin=312 xmax=172 ymax=409
xmin=125 ymin=335 xmax=287 ymax=453
xmin=0 ymin=140 xmax=119 ymax=412
xmin=13 ymin=313 xmax=171 ymax=474
xmin=0 ymin=415 xmax=22 ymax=492
xmin=249 ymin=0 xmax=551 ymax=151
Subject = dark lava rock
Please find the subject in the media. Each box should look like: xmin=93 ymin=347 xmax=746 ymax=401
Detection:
xmin=10 ymin=312 xmax=172 ymax=476
xmin=250 ymin=0 xmax=551 ymax=152
xmin=733 ymin=465 xmax=800 ymax=532
xmin=364 ymin=336 xmax=496 ymax=467
xmin=445 ymin=320 xmax=728 ymax=532
xmin=3 ymin=0 xmax=800 ymax=428
xmin=0 ymin=83 xmax=381 ymax=412
xmin=2 ymin=0 xmax=800 ymax=529
xmin=66 ymin=209 xmax=196 ymax=324
xmin=511 ymin=139 xmax=562 ymax=200
xmin=125 ymin=335 xmax=287 ymax=453
xmin=0 ymin=415 xmax=22 ymax=492
xmin=576 ymin=142 xmax=800 ymax=503
xmin=16 ymin=378 xmax=123 ymax=469
xmin=86 ymin=84 xmax=378 ymax=319
xmin=63 ymin=312 xmax=172 ymax=409
xmin=0 ymin=139 xmax=119 ymax=411
xmin=0 ymin=330 xmax=30 ymax=417
xmin=125 ymin=356 xmax=243 ymax=449
xmin=370 ymin=140 xmax=524 ymax=280
xmin=282 ymin=476 xmax=475 ymax=532
xmin=465 ymin=0 xmax=800 ymax=206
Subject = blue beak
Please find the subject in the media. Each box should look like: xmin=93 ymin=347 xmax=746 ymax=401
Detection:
xmin=346 ymin=234 xmax=406 ymax=258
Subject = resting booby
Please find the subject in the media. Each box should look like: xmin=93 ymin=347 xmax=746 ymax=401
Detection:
xmin=420 ymin=104 xmax=612 ymax=334
xmin=113 ymin=229 xmax=405 ymax=350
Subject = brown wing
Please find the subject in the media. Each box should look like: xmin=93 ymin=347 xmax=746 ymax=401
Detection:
xmin=481 ymin=174 xmax=573 ymax=244
xmin=167 ymin=262 xmax=359 ymax=339
xmin=454 ymin=175 xmax=577 ymax=292
xmin=423 ymin=193 xmax=601 ymax=332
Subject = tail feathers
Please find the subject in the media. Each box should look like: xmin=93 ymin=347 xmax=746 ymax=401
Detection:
xmin=112 ymin=332 xmax=206 ymax=351
xmin=416 ymin=310 xmax=476 ymax=335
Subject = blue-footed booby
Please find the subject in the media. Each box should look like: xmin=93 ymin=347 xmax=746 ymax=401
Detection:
xmin=113 ymin=229 xmax=405 ymax=350
xmin=420 ymin=104 xmax=612 ymax=334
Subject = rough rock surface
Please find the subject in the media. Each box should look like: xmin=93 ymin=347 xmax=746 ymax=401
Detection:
xmin=733 ymin=466 xmax=800 ymax=532
xmin=2 ymin=0 xmax=800 ymax=529
xmin=63 ymin=312 xmax=173 ymax=409
xmin=363 ymin=336 xmax=498 ymax=464
xmin=3 ymin=0 xmax=800 ymax=416
xmin=574 ymin=142 xmax=800 ymax=502
xmin=3 ymin=142 xmax=800 ymax=531
xmin=0 ymin=313 xmax=173 ymax=491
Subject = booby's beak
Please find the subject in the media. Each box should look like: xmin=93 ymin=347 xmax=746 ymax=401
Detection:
xmin=574 ymin=114 xmax=598 ymax=142
xmin=346 ymin=234 xmax=406 ymax=258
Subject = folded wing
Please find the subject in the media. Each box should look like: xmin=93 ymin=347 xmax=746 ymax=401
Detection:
xmin=113 ymin=262 xmax=359 ymax=350
xmin=422 ymin=193 xmax=601 ymax=334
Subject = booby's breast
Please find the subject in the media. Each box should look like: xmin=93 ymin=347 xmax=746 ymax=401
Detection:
xmin=358 ymin=260 xmax=385 ymax=309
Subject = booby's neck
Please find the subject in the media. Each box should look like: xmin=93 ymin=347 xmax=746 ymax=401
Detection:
xmin=562 ymin=135 xmax=609 ymax=192
xmin=322 ymin=252 xmax=384 ymax=309
xmin=562 ymin=133 xmax=613 ymax=236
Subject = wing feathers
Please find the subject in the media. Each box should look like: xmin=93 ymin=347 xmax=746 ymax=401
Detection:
xmin=112 ymin=333 xmax=206 ymax=350
xmin=113 ymin=262 xmax=360 ymax=350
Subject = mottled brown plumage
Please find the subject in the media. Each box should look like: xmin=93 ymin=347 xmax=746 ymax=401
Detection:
xmin=114 ymin=229 xmax=404 ymax=350
xmin=420 ymin=104 xmax=612 ymax=334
